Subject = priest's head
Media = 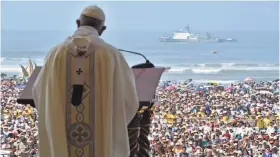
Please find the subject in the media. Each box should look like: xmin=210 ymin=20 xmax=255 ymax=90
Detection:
xmin=76 ymin=5 xmax=106 ymax=36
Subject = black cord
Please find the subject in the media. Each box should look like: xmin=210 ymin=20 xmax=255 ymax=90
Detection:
xmin=118 ymin=49 xmax=150 ymax=63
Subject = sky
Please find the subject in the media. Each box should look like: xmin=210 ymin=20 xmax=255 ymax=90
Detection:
xmin=1 ymin=1 xmax=279 ymax=31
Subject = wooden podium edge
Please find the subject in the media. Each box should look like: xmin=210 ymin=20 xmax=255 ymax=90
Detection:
xmin=16 ymin=67 xmax=42 ymax=108
xmin=17 ymin=67 xmax=153 ymax=109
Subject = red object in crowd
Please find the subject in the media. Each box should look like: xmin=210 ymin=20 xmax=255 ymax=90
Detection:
xmin=223 ymin=133 xmax=231 ymax=139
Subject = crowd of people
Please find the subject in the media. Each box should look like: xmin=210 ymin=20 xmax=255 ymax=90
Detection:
xmin=1 ymin=77 xmax=279 ymax=157
xmin=150 ymin=79 xmax=280 ymax=157
xmin=1 ymin=78 xmax=38 ymax=157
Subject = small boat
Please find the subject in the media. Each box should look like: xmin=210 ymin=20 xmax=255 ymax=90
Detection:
xmin=212 ymin=50 xmax=217 ymax=54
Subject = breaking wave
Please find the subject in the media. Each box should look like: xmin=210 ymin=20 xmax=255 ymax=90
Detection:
xmin=1 ymin=57 xmax=44 ymax=72
xmin=167 ymin=63 xmax=279 ymax=74
xmin=1 ymin=66 xmax=21 ymax=72
xmin=0 ymin=57 xmax=5 ymax=63
xmin=1 ymin=60 xmax=279 ymax=75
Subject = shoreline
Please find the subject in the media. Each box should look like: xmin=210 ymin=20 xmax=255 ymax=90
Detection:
xmin=1 ymin=76 xmax=279 ymax=86
xmin=1 ymin=65 xmax=278 ymax=85
xmin=1 ymin=61 xmax=279 ymax=83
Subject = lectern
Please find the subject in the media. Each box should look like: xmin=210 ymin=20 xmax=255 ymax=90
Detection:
xmin=17 ymin=66 xmax=165 ymax=157
xmin=17 ymin=67 xmax=41 ymax=107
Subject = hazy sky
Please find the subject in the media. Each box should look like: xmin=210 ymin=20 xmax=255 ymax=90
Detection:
xmin=2 ymin=1 xmax=279 ymax=31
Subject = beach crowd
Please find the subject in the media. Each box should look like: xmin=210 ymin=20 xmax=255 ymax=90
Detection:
xmin=1 ymin=77 xmax=279 ymax=157
xmin=1 ymin=78 xmax=38 ymax=157
xmin=150 ymin=79 xmax=280 ymax=157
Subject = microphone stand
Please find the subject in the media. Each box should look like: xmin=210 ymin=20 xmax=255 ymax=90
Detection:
xmin=118 ymin=49 xmax=155 ymax=68
xmin=119 ymin=49 xmax=155 ymax=157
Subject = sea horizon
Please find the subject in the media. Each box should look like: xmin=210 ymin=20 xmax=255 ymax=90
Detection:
xmin=1 ymin=29 xmax=279 ymax=83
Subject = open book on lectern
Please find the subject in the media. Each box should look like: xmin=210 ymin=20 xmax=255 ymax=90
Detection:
xmin=17 ymin=66 xmax=165 ymax=108
xmin=132 ymin=67 xmax=165 ymax=102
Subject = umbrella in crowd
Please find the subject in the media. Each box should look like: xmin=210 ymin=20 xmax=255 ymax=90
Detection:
xmin=166 ymin=86 xmax=176 ymax=90
xmin=274 ymin=89 xmax=280 ymax=94
xmin=244 ymin=77 xmax=255 ymax=82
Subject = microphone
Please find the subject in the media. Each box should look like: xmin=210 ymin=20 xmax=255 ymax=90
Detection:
xmin=118 ymin=49 xmax=155 ymax=68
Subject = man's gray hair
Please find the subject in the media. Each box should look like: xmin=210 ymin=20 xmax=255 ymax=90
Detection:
xmin=79 ymin=14 xmax=104 ymax=28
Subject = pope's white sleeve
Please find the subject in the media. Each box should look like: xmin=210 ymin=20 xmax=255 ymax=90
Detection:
xmin=119 ymin=53 xmax=139 ymax=124
xmin=32 ymin=46 xmax=57 ymax=110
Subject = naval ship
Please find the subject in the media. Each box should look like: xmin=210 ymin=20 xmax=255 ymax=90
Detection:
xmin=159 ymin=26 xmax=237 ymax=43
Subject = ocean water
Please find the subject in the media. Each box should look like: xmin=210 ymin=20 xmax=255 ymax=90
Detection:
xmin=1 ymin=30 xmax=279 ymax=84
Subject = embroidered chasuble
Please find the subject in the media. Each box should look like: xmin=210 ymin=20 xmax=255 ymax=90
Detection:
xmin=66 ymin=37 xmax=96 ymax=157
xmin=32 ymin=26 xmax=139 ymax=157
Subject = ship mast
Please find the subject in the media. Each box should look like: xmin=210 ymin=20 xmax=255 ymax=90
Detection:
xmin=185 ymin=25 xmax=190 ymax=33
xmin=206 ymin=32 xmax=211 ymax=39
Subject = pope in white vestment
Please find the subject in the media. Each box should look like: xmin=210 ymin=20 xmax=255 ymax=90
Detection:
xmin=32 ymin=5 xmax=139 ymax=157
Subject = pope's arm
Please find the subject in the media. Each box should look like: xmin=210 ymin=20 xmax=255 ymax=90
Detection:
xmin=118 ymin=52 xmax=139 ymax=124
xmin=32 ymin=46 xmax=58 ymax=110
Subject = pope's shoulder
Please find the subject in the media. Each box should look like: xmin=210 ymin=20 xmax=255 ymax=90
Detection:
xmin=47 ymin=36 xmax=123 ymax=60
xmin=88 ymin=36 xmax=123 ymax=58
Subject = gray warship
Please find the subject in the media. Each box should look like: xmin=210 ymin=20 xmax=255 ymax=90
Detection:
xmin=159 ymin=26 xmax=237 ymax=43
